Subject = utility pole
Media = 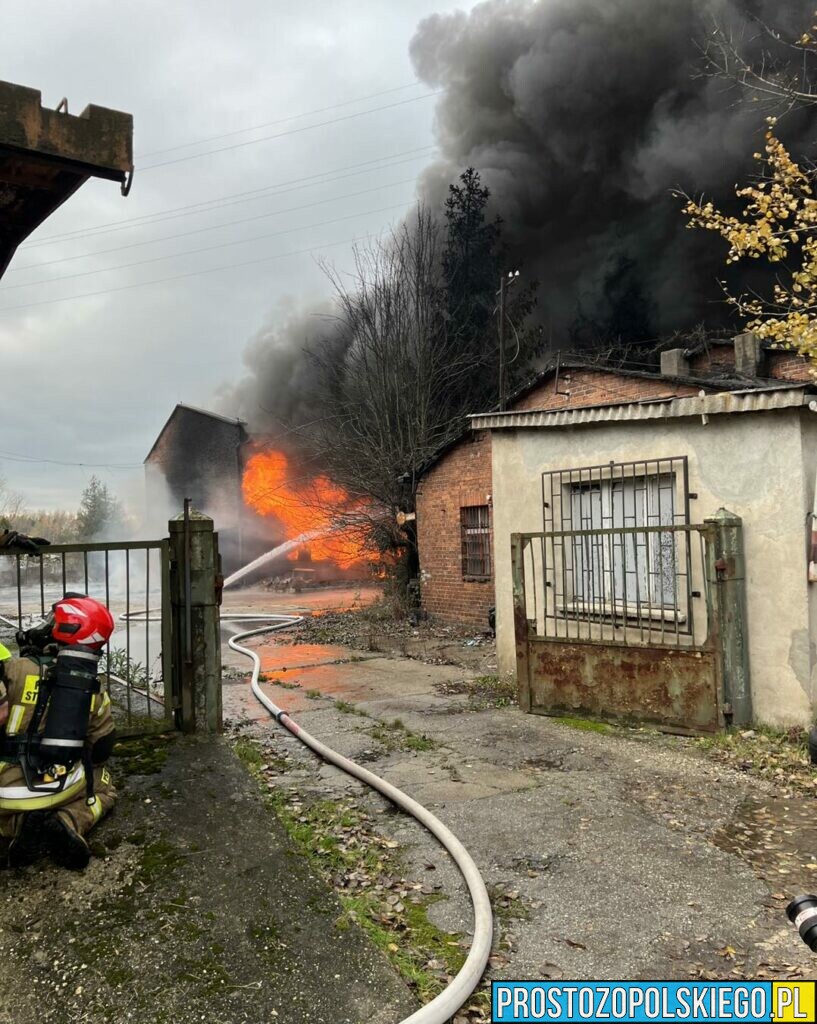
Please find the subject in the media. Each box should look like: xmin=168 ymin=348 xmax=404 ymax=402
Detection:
xmin=498 ymin=274 xmax=507 ymax=411
xmin=497 ymin=270 xmax=520 ymax=411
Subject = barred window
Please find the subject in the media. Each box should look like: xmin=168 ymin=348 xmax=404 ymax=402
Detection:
xmin=461 ymin=505 xmax=492 ymax=580
xmin=542 ymin=458 xmax=690 ymax=625
xmin=569 ymin=475 xmax=677 ymax=609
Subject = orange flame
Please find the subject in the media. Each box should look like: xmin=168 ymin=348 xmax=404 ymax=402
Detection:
xmin=242 ymin=449 xmax=375 ymax=570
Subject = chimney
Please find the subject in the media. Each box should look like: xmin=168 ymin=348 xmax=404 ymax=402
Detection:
xmin=733 ymin=332 xmax=768 ymax=378
xmin=660 ymin=348 xmax=690 ymax=377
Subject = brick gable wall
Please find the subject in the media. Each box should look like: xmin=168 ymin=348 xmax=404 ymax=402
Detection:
xmin=416 ymin=430 xmax=494 ymax=629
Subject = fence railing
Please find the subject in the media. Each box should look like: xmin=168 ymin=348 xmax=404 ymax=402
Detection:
xmin=512 ymin=523 xmax=713 ymax=650
xmin=0 ymin=540 xmax=173 ymax=736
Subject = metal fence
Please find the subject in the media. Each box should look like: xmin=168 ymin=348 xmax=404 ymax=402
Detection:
xmin=514 ymin=522 xmax=711 ymax=650
xmin=0 ymin=540 xmax=173 ymax=736
xmin=542 ymin=456 xmax=691 ymax=533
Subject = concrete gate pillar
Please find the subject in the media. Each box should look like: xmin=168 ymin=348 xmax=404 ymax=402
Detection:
xmin=704 ymin=507 xmax=752 ymax=727
xmin=169 ymin=505 xmax=223 ymax=734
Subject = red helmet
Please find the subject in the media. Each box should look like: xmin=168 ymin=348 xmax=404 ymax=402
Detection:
xmin=52 ymin=594 xmax=115 ymax=649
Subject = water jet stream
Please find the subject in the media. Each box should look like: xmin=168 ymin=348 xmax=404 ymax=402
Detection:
xmin=222 ymin=528 xmax=326 ymax=589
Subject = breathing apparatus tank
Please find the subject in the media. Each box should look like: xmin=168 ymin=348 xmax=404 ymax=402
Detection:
xmin=31 ymin=645 xmax=102 ymax=773
xmin=2 ymin=594 xmax=114 ymax=794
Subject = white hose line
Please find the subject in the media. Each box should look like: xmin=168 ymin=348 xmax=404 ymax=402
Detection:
xmin=225 ymin=613 xmax=493 ymax=1024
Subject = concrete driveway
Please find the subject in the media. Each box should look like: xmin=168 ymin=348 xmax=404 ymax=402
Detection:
xmin=223 ymin=637 xmax=817 ymax=984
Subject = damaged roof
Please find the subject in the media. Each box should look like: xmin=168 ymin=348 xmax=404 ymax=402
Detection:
xmin=418 ymin=355 xmax=777 ymax=478
xmin=144 ymin=403 xmax=248 ymax=464
xmin=505 ymin=354 xmax=792 ymax=406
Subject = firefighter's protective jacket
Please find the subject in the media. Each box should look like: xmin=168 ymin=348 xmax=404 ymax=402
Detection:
xmin=0 ymin=647 xmax=114 ymax=813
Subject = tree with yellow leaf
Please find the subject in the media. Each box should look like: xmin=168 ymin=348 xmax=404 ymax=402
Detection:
xmin=681 ymin=117 xmax=817 ymax=364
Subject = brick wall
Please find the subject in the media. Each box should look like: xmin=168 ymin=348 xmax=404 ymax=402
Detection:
xmin=688 ymin=344 xmax=813 ymax=382
xmin=416 ymin=431 xmax=494 ymax=629
xmin=768 ymin=351 xmax=814 ymax=382
xmin=688 ymin=345 xmax=736 ymax=374
xmin=514 ymin=369 xmax=699 ymax=410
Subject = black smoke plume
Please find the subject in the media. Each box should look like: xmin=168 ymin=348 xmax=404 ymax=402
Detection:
xmin=224 ymin=0 xmax=817 ymax=433
xmin=410 ymin=0 xmax=817 ymax=346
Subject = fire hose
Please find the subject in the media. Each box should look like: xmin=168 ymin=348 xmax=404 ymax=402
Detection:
xmin=0 ymin=607 xmax=493 ymax=1022
xmin=224 ymin=612 xmax=493 ymax=1024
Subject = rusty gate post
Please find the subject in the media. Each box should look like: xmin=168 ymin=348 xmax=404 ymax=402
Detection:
xmin=169 ymin=506 xmax=223 ymax=734
xmin=511 ymin=534 xmax=532 ymax=712
xmin=704 ymin=508 xmax=751 ymax=727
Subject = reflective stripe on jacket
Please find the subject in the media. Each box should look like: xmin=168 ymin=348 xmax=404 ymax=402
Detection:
xmin=0 ymin=761 xmax=86 ymax=810
xmin=0 ymin=654 xmax=114 ymax=812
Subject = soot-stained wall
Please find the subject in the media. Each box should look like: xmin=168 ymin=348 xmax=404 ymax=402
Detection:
xmin=145 ymin=404 xmax=249 ymax=572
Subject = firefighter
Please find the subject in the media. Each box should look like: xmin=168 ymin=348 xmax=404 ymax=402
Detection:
xmin=0 ymin=595 xmax=117 ymax=871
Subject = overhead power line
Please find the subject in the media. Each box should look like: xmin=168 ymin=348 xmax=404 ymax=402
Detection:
xmin=20 ymin=146 xmax=436 ymax=249
xmin=139 ymin=91 xmax=442 ymax=171
xmin=12 ymin=165 xmax=429 ymax=269
xmin=0 ymin=230 xmax=397 ymax=313
xmin=0 ymin=449 xmax=142 ymax=469
xmin=137 ymin=81 xmax=425 ymax=159
xmin=1 ymin=199 xmax=412 ymax=290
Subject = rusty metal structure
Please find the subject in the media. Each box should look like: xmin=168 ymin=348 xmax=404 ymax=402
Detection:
xmin=511 ymin=507 xmax=749 ymax=734
xmin=0 ymin=80 xmax=133 ymax=278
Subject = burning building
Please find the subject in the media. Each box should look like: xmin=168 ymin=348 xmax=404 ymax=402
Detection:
xmin=146 ymin=404 xmax=377 ymax=581
xmin=145 ymin=404 xmax=251 ymax=572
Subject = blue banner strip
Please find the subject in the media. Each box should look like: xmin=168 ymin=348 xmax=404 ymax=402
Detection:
xmin=491 ymin=981 xmax=784 ymax=1022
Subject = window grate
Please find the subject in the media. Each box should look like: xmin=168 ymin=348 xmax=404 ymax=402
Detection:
xmin=461 ymin=505 xmax=492 ymax=580
xmin=539 ymin=457 xmax=693 ymax=638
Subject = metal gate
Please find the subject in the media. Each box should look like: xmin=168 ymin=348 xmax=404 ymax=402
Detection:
xmin=511 ymin=521 xmax=726 ymax=733
xmin=0 ymin=540 xmax=175 ymax=737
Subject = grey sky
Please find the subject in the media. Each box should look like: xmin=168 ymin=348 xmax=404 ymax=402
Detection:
xmin=1 ymin=0 xmax=470 ymax=514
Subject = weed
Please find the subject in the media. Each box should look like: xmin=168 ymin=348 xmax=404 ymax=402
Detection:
xmin=111 ymin=734 xmax=172 ymax=778
xmin=340 ymin=893 xmax=465 ymax=1002
xmin=405 ymin=732 xmax=436 ymax=752
xmin=335 ymin=700 xmax=369 ymax=717
xmin=259 ymin=674 xmax=300 ymax=689
xmin=366 ymin=718 xmax=437 ymax=753
xmin=698 ymin=724 xmax=815 ymax=792
xmin=438 ymin=674 xmax=517 ymax=708
xmin=488 ymin=883 xmax=532 ymax=923
xmin=232 ymin=737 xmax=291 ymax=775
xmin=102 ymin=649 xmax=150 ymax=689
xmin=233 ymin=735 xmax=264 ymax=768
xmin=556 ymin=715 xmax=613 ymax=734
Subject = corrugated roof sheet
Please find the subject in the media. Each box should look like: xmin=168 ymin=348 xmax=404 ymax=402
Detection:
xmin=469 ymin=385 xmax=813 ymax=431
